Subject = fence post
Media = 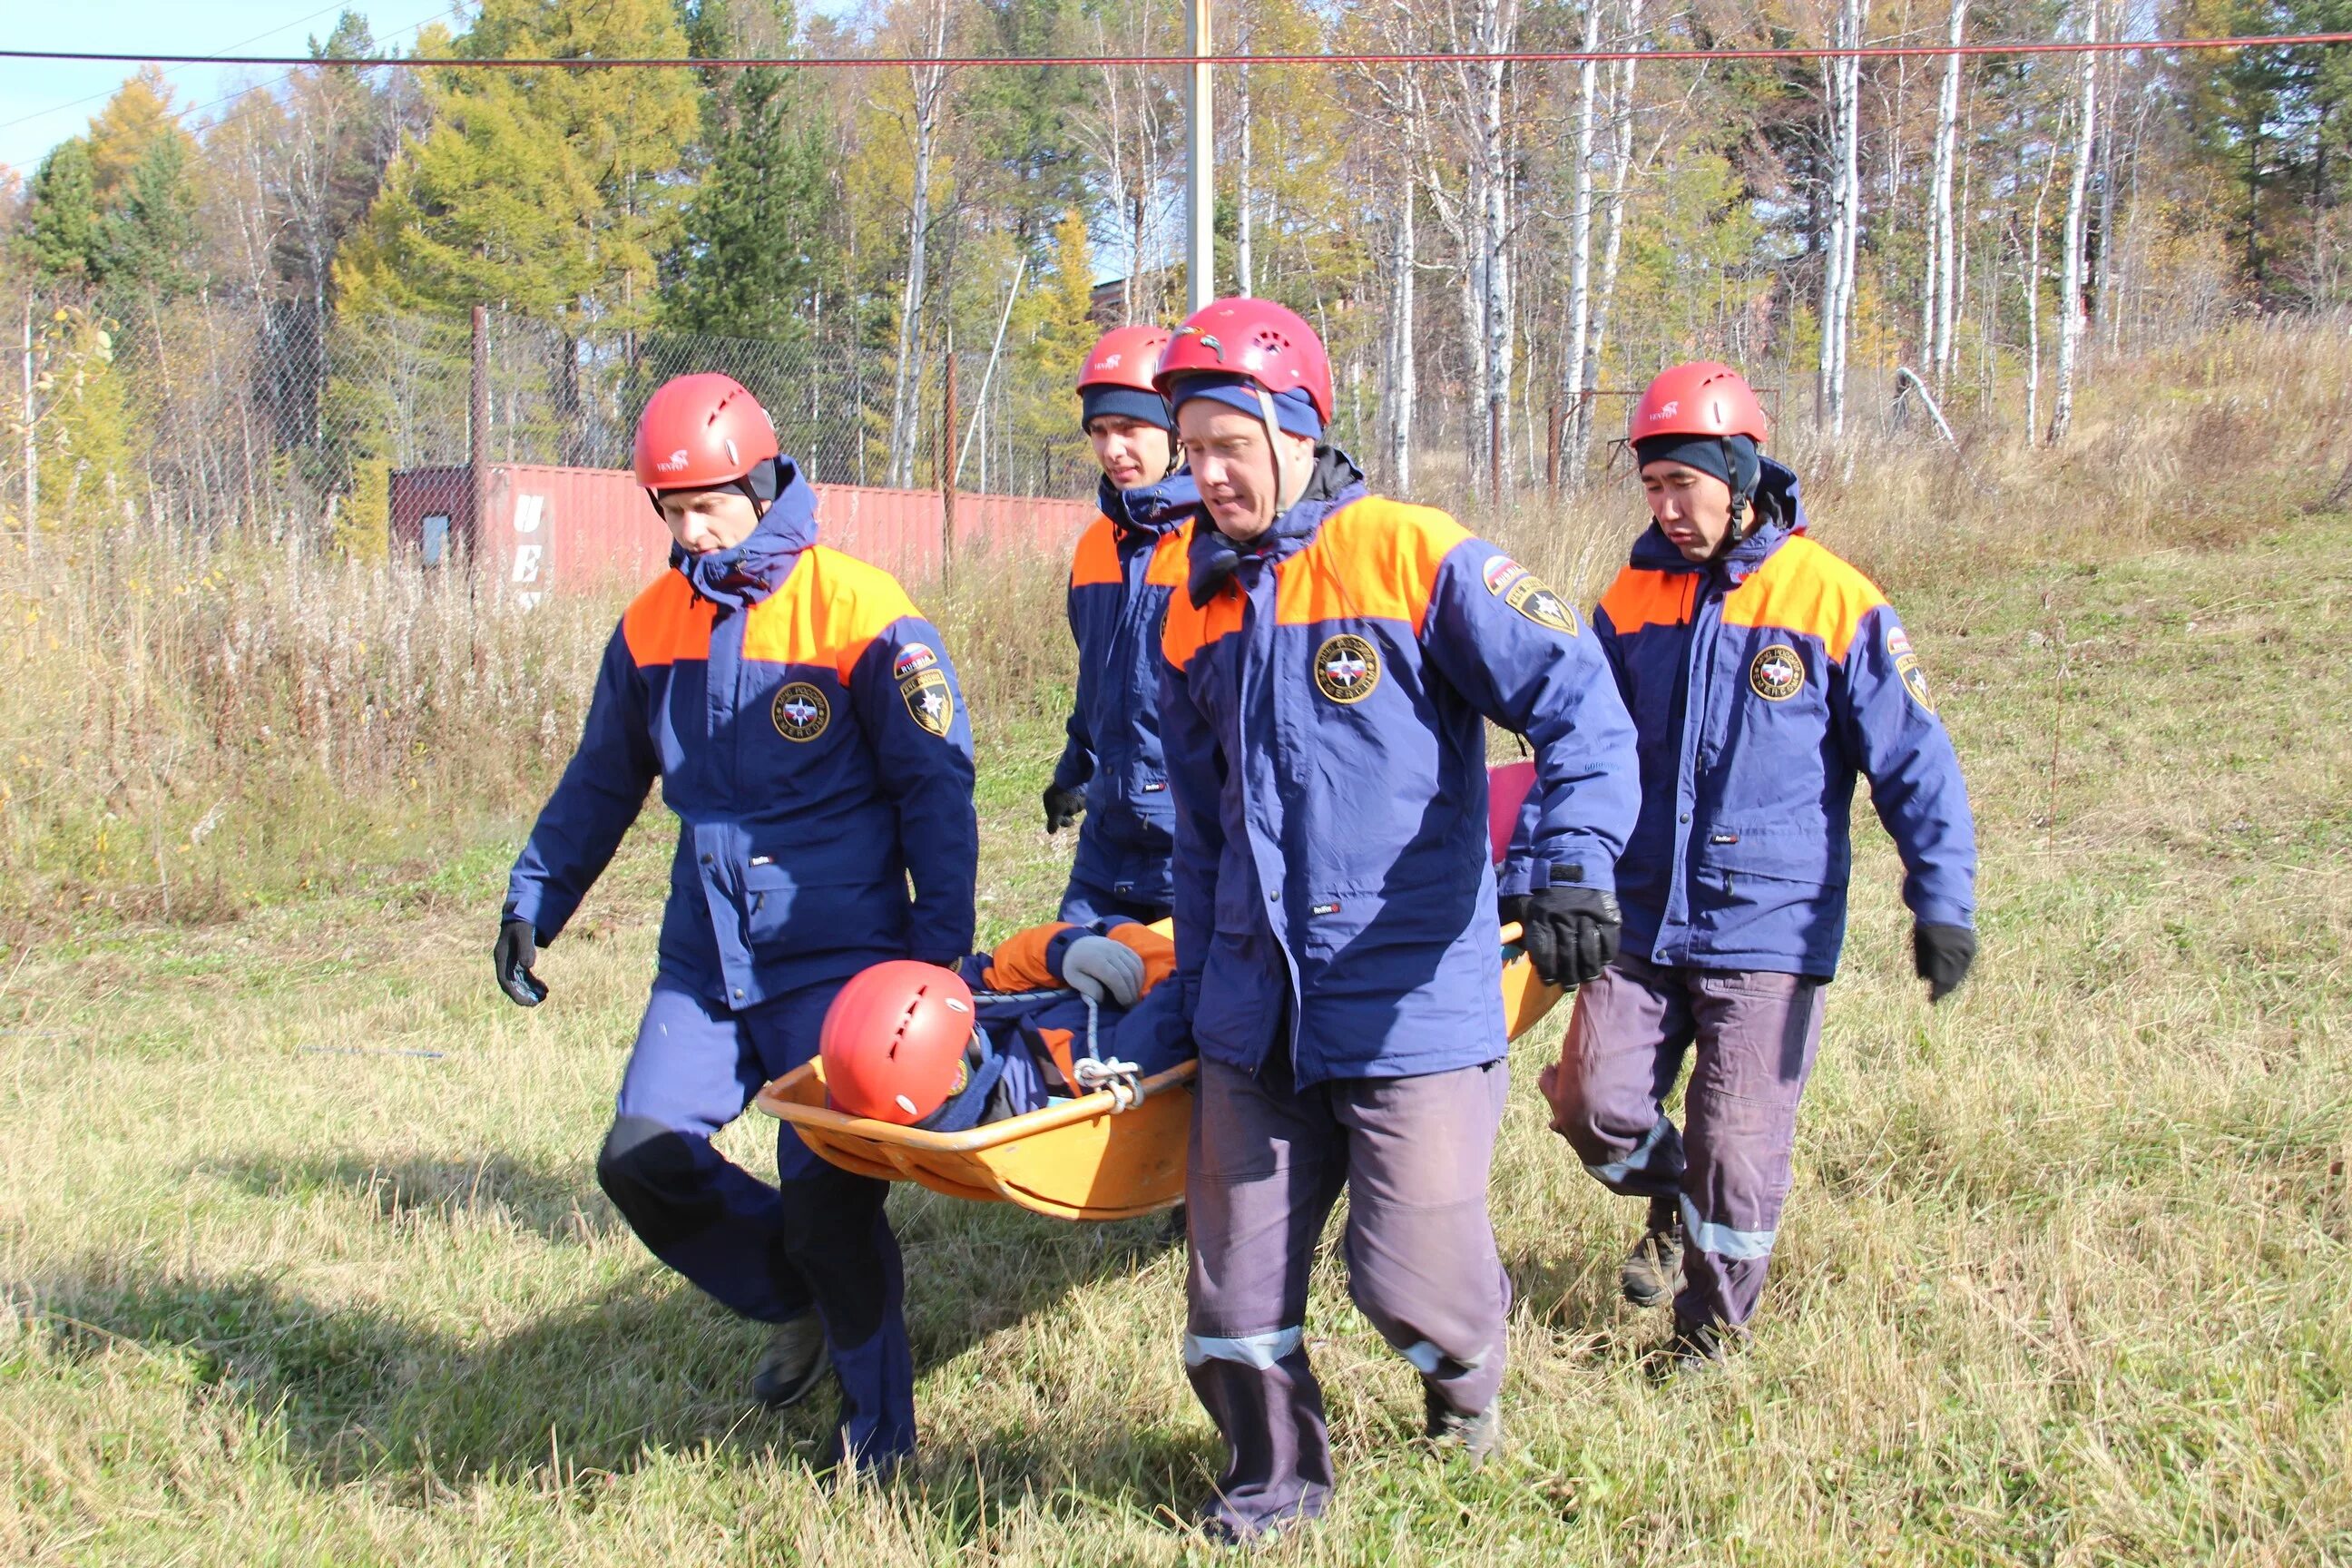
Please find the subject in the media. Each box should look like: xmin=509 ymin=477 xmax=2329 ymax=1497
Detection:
xmin=1545 ymin=398 xmax=1563 ymax=494
xmin=939 ymin=345 xmax=958 ymax=583
xmin=469 ymin=304 xmax=489 ymax=550
xmin=20 ymin=295 xmax=34 ymax=562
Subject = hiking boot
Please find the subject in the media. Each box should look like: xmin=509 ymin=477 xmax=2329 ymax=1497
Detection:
xmin=1642 ymin=1318 xmax=1730 ymax=1383
xmin=1621 ymin=1195 xmax=1684 ymax=1308
xmin=1423 ymin=1386 xmax=1504 ymax=1466
xmin=749 ymin=1312 xmax=831 ymax=1409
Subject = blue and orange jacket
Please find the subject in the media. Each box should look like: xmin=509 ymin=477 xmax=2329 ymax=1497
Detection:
xmin=505 ymin=457 xmax=979 ymax=1009
xmin=1051 ymin=473 xmax=1199 ymax=906
xmin=1157 ymin=450 xmax=1641 ymax=1085
xmin=1592 ymin=457 xmax=1975 ymax=977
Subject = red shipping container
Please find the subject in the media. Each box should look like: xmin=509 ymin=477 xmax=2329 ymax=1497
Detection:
xmin=391 ymin=464 xmax=1100 ymax=606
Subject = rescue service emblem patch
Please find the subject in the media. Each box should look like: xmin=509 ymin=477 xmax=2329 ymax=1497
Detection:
xmin=1481 ymin=554 xmax=1578 ymax=635
xmin=900 ymin=668 xmax=957 ymax=737
xmin=892 ymin=642 xmax=939 ymax=680
xmin=772 ymin=681 xmax=831 ymax=741
xmin=1312 ymin=633 xmax=1382 ymax=704
xmin=1896 ymin=652 xmax=1936 ymax=711
xmin=1886 ymin=623 xmax=1913 ymax=660
xmin=1749 ymin=643 xmax=1806 ymax=701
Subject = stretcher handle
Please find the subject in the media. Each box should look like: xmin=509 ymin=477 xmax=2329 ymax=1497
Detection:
xmin=1499 ymin=921 xmax=1524 ymax=946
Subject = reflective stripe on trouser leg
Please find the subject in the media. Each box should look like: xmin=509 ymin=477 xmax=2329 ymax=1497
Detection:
xmin=1185 ymin=1058 xmax=1348 ymax=1539
xmin=1546 ymin=955 xmax=1697 ymax=1200
xmin=1672 ymin=971 xmax=1826 ymax=1333
xmin=1334 ymin=1061 xmax=1513 ymax=1419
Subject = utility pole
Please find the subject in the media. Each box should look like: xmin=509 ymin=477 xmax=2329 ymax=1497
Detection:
xmin=1186 ymin=0 xmax=1214 ymax=311
xmin=20 ymin=297 xmax=35 ymax=562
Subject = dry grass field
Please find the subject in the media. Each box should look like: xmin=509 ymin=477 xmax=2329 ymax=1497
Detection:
xmin=0 ymin=322 xmax=2347 ymax=1563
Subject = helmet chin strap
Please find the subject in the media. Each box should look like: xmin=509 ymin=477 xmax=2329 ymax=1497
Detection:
xmin=1256 ymin=385 xmax=1297 ymax=519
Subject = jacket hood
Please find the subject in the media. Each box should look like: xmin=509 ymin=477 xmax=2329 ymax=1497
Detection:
xmin=1186 ymin=446 xmax=1367 ymax=608
xmin=673 ymin=456 xmax=817 ymax=608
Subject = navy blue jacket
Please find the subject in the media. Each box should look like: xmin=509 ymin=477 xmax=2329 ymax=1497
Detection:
xmin=505 ymin=458 xmax=979 ymax=1009
xmin=1052 ymin=474 xmax=1199 ymax=906
xmin=1592 ymin=458 xmax=1976 ymax=976
xmin=1158 ymin=450 xmax=1641 ymax=1085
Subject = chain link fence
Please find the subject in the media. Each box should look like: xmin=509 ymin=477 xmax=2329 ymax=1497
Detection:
xmin=1 ymin=289 xmax=1098 ymax=549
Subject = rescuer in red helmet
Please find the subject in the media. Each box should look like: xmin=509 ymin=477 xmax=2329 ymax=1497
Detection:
xmin=1152 ymin=297 xmax=1641 ymax=1541
xmin=1042 ymin=325 xmax=1200 ymax=926
xmin=1538 ymin=360 xmax=1978 ymax=1374
xmin=492 ymin=371 xmax=979 ymax=1475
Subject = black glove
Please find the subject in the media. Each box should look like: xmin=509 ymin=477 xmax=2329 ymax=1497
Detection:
xmin=1497 ymin=893 xmax=1531 ymax=932
xmin=1914 ymin=923 xmax=1976 ymax=1004
xmin=1043 ymin=783 xmax=1086 ymax=834
xmin=494 ymin=917 xmax=548 ymax=1007
xmin=1520 ymin=886 xmax=1622 ymax=989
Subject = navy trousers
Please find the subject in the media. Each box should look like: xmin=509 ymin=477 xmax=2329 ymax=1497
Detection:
xmin=596 ymin=976 xmax=913 ymax=1466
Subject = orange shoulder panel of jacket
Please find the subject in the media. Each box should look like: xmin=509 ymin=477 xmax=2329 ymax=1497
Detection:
xmin=740 ymin=546 xmax=925 ymax=678
xmin=1144 ymin=524 xmax=1191 ymax=588
xmin=1107 ymin=922 xmax=1178 ymax=994
xmin=1274 ymin=496 xmax=1470 ymax=636
xmin=1596 ymin=567 xmax=1698 ymax=637
xmin=1720 ymin=535 xmax=1888 ymax=662
xmin=981 ymin=922 xmax=1073 ymax=993
xmin=621 ymin=572 xmax=715 ymax=667
xmin=1161 ymin=575 xmax=1247 ymax=671
xmin=1069 ymin=515 xmax=1122 ymax=588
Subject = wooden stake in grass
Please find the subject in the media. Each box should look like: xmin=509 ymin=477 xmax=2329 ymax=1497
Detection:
xmin=2043 ymin=591 xmax=2068 ymax=852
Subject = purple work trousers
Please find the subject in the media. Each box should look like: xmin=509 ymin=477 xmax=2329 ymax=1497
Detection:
xmin=1544 ymin=953 xmax=1825 ymax=1334
xmin=1184 ymin=1055 xmax=1511 ymax=1540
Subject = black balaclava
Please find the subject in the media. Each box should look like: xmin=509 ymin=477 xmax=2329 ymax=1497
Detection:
xmin=1632 ymin=432 xmax=1763 ymax=548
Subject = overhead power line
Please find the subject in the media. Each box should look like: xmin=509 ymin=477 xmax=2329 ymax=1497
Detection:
xmin=2 ymin=34 xmax=2351 ymax=73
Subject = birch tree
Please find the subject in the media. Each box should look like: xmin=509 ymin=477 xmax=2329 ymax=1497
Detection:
xmin=1561 ymin=0 xmax=1603 ymax=486
xmin=2045 ymin=0 xmax=2097 ymax=446
xmin=1818 ymin=0 xmax=1868 ymax=436
xmin=1924 ymin=0 xmax=1967 ymax=388
xmin=885 ymin=0 xmax=954 ymax=487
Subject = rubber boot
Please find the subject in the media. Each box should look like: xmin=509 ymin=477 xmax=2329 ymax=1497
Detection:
xmin=1423 ymin=1383 xmax=1504 ymax=1466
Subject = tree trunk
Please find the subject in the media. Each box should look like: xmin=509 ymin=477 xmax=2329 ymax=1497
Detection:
xmin=1818 ymin=0 xmax=1867 ymax=436
xmin=1926 ymin=0 xmax=1966 ymax=388
xmin=1562 ymin=0 xmax=1602 ymax=486
xmin=1237 ymin=64 xmax=1255 ymax=297
xmin=1385 ymin=180 xmax=1417 ymax=489
xmin=887 ymin=28 xmax=949 ymax=489
xmin=2045 ymin=0 xmax=2096 ymax=447
xmin=1577 ymin=0 xmax=1644 ymax=485
xmin=1478 ymin=0 xmax=1521 ymax=499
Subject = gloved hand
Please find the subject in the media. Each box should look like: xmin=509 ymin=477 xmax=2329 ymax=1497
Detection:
xmin=1497 ymin=893 xmax=1531 ymax=934
xmin=1043 ymin=783 xmax=1086 ymax=834
xmin=1914 ymin=922 xmax=1976 ymax=1004
xmin=1060 ymin=934 xmax=1146 ymax=1007
xmin=1520 ymin=886 xmax=1622 ymax=989
xmin=494 ymin=917 xmax=548 ymax=1007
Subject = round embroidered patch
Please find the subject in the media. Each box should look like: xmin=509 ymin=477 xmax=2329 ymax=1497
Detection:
xmin=1749 ymin=644 xmax=1805 ymax=701
xmin=1312 ymin=633 xmax=1382 ymax=704
xmin=772 ymin=681 xmax=831 ymax=740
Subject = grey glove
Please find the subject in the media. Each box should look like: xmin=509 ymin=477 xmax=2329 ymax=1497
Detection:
xmin=1060 ymin=934 xmax=1146 ymax=1007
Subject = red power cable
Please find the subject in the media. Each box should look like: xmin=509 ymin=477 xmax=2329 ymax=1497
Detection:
xmin=0 ymin=34 xmax=2349 ymax=71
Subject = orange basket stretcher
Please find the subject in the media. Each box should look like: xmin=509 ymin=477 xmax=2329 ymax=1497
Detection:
xmin=751 ymin=922 xmax=1563 ymax=1222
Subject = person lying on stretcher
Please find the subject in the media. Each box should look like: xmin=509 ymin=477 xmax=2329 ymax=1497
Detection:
xmin=818 ymin=920 xmax=1193 ymax=1131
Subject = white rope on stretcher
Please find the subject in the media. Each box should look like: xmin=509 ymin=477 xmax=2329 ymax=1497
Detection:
xmin=963 ymin=989 xmax=1149 ymax=1111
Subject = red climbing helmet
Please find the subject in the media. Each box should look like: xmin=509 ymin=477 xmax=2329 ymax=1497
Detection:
xmin=632 ymin=372 xmax=780 ymax=490
xmin=1154 ymin=297 xmax=1334 ymax=426
xmin=1078 ymin=325 xmax=1172 ymax=394
xmin=818 ymin=960 xmax=977 ymax=1126
xmin=1629 ymin=361 xmax=1769 ymax=446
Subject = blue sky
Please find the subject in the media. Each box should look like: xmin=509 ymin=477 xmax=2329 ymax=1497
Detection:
xmin=0 ymin=2 xmax=468 ymax=182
